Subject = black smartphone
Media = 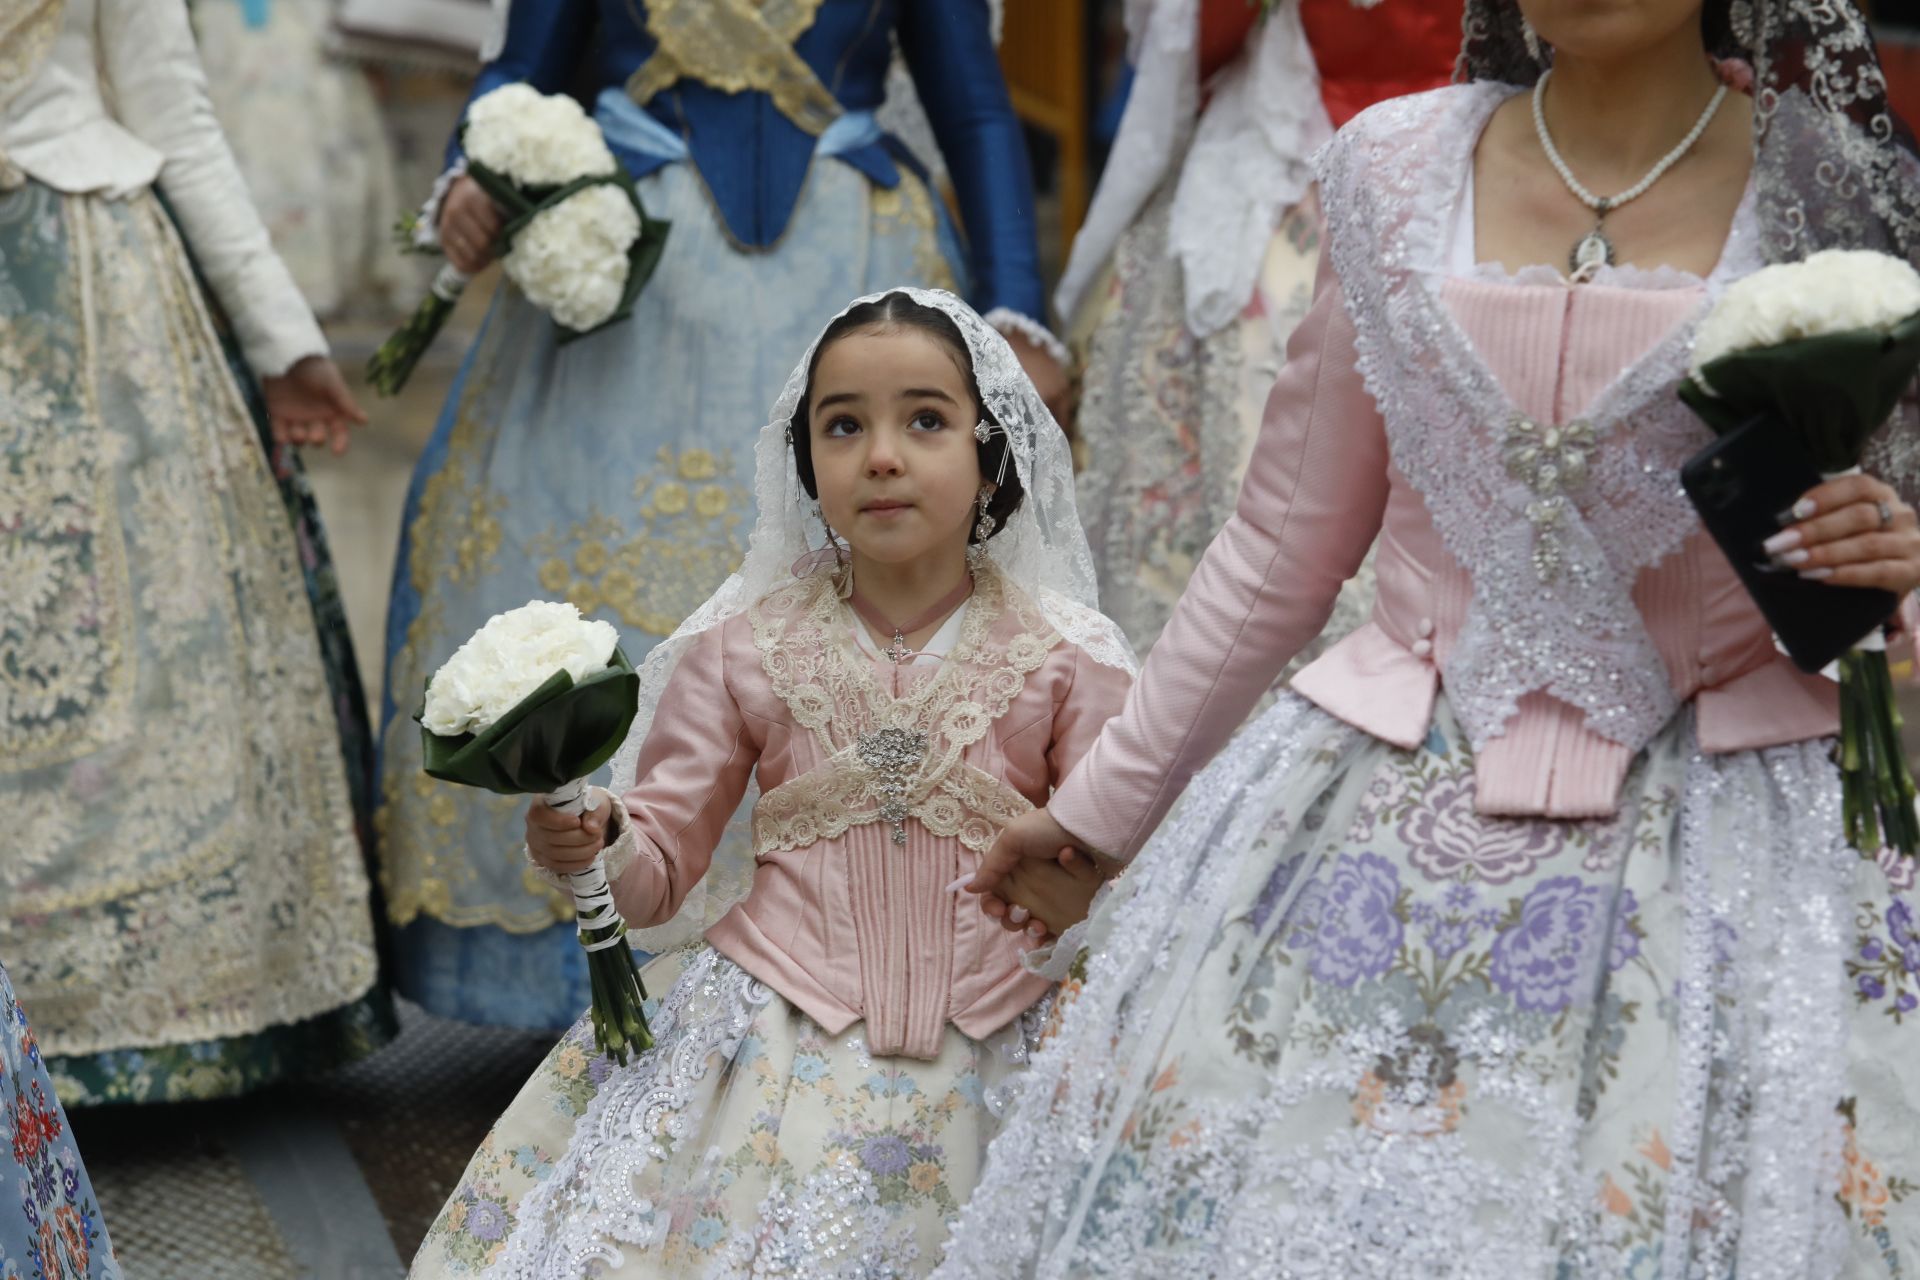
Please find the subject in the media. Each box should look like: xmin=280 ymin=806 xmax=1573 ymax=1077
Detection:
xmin=1680 ymin=414 xmax=1899 ymax=674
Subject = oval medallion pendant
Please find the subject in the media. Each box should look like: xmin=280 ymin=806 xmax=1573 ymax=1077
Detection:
xmin=1570 ymin=229 xmax=1614 ymax=281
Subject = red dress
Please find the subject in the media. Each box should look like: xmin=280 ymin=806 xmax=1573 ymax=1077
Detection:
xmin=1199 ymin=0 xmax=1463 ymax=129
xmin=1301 ymin=0 xmax=1464 ymax=127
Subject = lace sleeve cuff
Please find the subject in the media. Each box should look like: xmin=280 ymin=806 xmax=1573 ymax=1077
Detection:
xmin=983 ymin=307 xmax=1070 ymax=368
xmin=412 ymin=158 xmax=470 ymax=251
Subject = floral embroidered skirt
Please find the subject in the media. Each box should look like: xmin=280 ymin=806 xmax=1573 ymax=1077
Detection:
xmin=410 ymin=943 xmax=1045 ymax=1278
xmin=376 ymin=159 xmax=967 ymax=1029
xmin=1 ymin=962 xmax=119 ymax=1280
xmin=0 ymin=182 xmax=387 ymax=1104
xmin=935 ymin=693 xmax=1920 ymax=1279
xmin=1068 ymin=182 xmax=1374 ymax=661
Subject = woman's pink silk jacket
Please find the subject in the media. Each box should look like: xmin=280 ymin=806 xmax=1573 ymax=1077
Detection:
xmin=600 ymin=604 xmax=1132 ymax=1061
xmin=1050 ymin=250 xmax=1842 ymax=864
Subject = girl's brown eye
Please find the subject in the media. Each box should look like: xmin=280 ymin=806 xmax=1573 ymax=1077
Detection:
xmin=911 ymin=411 xmax=946 ymax=432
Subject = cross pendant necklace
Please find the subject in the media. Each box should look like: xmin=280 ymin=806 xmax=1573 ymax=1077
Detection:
xmin=848 ymin=575 xmax=974 ymax=666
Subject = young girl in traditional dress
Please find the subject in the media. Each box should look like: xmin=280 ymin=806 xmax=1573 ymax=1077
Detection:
xmin=376 ymin=0 xmax=1071 ymax=1033
xmin=947 ymin=0 xmax=1920 ymax=1272
xmin=409 ymin=289 xmax=1133 ymax=1278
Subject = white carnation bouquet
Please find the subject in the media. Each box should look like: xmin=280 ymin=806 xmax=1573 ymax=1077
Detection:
xmin=416 ymin=600 xmax=653 ymax=1060
xmin=1681 ymin=248 xmax=1920 ymax=856
xmin=369 ymin=84 xmax=670 ymax=394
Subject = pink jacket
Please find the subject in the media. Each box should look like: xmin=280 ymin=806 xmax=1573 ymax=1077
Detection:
xmin=1051 ymin=178 xmax=1840 ymax=862
xmin=600 ymin=572 xmax=1132 ymax=1060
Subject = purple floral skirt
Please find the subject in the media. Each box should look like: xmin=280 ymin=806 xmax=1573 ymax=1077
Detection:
xmin=938 ymin=693 xmax=1920 ymax=1280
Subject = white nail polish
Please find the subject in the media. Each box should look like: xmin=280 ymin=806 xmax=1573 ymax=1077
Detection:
xmin=945 ymin=875 xmax=974 ymax=894
xmin=1793 ymin=497 xmax=1818 ymax=520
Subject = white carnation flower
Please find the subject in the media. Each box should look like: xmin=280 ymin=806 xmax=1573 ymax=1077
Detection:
xmin=504 ymin=184 xmax=641 ymax=332
xmin=1693 ymin=249 xmax=1920 ymax=375
xmin=463 ymin=83 xmax=617 ymax=187
xmin=422 ymin=600 xmax=620 ymax=736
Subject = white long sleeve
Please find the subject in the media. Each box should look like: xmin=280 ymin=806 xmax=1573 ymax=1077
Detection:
xmin=1 ymin=0 xmax=327 ymax=376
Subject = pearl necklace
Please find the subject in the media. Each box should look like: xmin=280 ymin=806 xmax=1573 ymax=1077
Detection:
xmin=1531 ymin=69 xmax=1728 ymax=282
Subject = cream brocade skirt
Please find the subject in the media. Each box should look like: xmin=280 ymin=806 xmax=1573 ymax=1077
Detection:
xmin=0 ymin=184 xmax=378 ymax=1058
xmin=410 ymin=944 xmax=1048 ymax=1278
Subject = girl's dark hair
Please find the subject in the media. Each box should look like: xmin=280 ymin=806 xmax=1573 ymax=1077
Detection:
xmin=789 ymin=292 xmax=1025 ymax=542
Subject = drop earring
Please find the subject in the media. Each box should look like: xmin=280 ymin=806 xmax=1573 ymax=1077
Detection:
xmin=815 ymin=501 xmax=853 ymax=595
xmin=973 ymin=485 xmax=998 ymax=543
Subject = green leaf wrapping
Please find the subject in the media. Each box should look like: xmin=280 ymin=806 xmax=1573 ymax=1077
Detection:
xmin=415 ymin=647 xmax=640 ymax=794
xmin=468 ymin=160 xmax=672 ymax=347
xmin=1678 ymin=309 xmax=1920 ymax=464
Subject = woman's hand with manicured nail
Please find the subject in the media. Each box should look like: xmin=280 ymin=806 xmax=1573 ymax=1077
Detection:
xmin=1775 ymin=473 xmax=1920 ymax=593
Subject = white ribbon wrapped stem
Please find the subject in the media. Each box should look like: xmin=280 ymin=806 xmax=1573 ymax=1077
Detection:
xmin=544 ymin=779 xmax=629 ymax=952
xmin=430 ymin=262 xmax=471 ymax=304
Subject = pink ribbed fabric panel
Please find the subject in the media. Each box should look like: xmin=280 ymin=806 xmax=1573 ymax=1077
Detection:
xmin=841 ymin=821 xmax=959 ymax=1060
xmin=1436 ymin=279 xmax=1706 ymax=814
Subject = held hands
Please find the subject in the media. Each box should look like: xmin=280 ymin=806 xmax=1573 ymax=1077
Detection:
xmin=526 ymin=795 xmax=612 ymax=877
xmin=262 ymin=355 xmax=367 ymax=455
xmin=440 ymin=173 xmax=504 ymax=275
xmin=967 ymin=807 xmax=1112 ymax=941
xmin=996 ymin=849 xmax=1106 ymax=944
xmin=1766 ymin=473 xmax=1920 ymax=595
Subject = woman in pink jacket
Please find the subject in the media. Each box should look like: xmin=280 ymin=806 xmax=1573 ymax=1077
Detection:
xmin=410 ymin=289 xmax=1134 ymax=1278
xmin=944 ymin=0 xmax=1920 ymax=1273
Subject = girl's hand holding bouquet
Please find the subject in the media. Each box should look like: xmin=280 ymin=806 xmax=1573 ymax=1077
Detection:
xmin=417 ymin=600 xmax=653 ymax=1061
xmin=525 ymin=796 xmax=612 ymax=874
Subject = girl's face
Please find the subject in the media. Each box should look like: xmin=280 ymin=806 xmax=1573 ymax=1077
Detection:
xmin=808 ymin=326 xmax=987 ymax=570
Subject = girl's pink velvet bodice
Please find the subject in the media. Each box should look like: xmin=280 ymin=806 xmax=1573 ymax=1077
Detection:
xmin=599 ymin=575 xmax=1132 ymax=1060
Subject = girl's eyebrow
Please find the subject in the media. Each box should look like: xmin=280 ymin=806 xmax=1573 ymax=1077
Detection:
xmin=897 ymin=387 xmax=959 ymax=404
xmin=814 ymin=390 xmax=864 ymax=411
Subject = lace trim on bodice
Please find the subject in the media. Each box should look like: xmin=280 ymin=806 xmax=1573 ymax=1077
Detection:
xmin=1318 ymin=84 xmax=1765 ymax=754
xmin=747 ymin=562 xmax=1057 ymax=856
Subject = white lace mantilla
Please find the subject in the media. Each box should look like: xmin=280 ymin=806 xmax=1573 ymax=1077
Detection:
xmin=747 ymin=561 xmax=1052 ymax=857
xmin=1317 ymin=85 xmax=1764 ymax=756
